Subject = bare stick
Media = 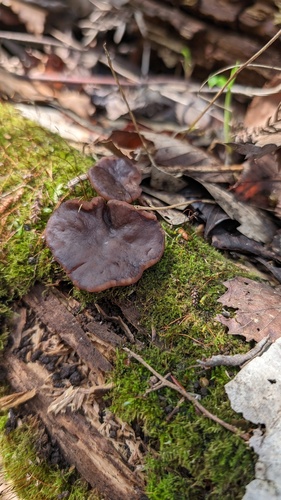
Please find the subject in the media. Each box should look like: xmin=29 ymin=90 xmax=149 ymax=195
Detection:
xmin=134 ymin=199 xmax=215 ymax=211
xmin=185 ymin=28 xmax=281 ymax=133
xmin=104 ymin=43 xmax=158 ymax=169
xmin=124 ymin=347 xmax=250 ymax=441
xmin=198 ymin=335 xmax=271 ymax=368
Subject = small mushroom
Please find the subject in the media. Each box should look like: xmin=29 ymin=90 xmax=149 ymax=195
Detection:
xmin=45 ymin=197 xmax=165 ymax=292
xmin=88 ymin=156 xmax=142 ymax=203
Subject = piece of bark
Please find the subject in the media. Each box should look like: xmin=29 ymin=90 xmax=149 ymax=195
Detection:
xmin=23 ymin=284 xmax=112 ymax=373
xmin=199 ymin=0 xmax=246 ymax=27
xmin=239 ymin=1 xmax=277 ymax=39
xmin=3 ymin=354 xmax=144 ymax=500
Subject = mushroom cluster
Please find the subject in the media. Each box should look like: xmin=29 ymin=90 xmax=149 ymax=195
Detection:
xmin=45 ymin=156 xmax=165 ymax=292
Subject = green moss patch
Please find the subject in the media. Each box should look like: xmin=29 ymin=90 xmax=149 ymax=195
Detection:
xmin=0 ymin=102 xmax=93 ymax=305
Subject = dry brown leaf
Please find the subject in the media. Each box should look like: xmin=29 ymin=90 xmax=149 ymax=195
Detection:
xmin=244 ymin=76 xmax=281 ymax=130
xmin=236 ymin=75 xmax=281 ymax=149
xmin=0 ymin=453 xmax=19 ymax=499
xmin=2 ymin=0 xmax=47 ymax=35
xmin=0 ymin=188 xmax=24 ymax=215
xmin=0 ymin=68 xmax=55 ymax=101
xmin=216 ymin=277 xmax=281 ymax=342
xmin=57 ymin=89 xmax=95 ymax=120
xmin=202 ymin=182 xmax=277 ymax=243
xmin=0 ymin=69 xmax=95 ymax=122
xmin=103 ymin=130 xmax=237 ymax=183
xmin=232 ymin=154 xmax=281 ymax=218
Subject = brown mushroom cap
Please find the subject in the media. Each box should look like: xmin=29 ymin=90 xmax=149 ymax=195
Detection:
xmin=87 ymin=156 xmax=142 ymax=203
xmin=45 ymin=197 xmax=165 ymax=292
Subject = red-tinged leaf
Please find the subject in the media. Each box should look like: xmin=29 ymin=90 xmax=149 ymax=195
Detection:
xmin=216 ymin=277 xmax=281 ymax=342
xmin=108 ymin=130 xmax=144 ymax=151
xmin=233 ymin=154 xmax=281 ymax=212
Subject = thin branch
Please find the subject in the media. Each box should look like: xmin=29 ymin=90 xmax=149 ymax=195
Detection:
xmin=103 ymin=43 xmax=158 ymax=169
xmin=197 ymin=335 xmax=271 ymax=368
xmin=184 ymin=28 xmax=281 ymax=133
xmin=134 ymin=199 xmax=215 ymax=211
xmin=124 ymin=347 xmax=250 ymax=441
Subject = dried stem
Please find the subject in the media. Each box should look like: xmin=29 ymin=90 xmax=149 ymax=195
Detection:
xmin=124 ymin=347 xmax=250 ymax=441
xmin=134 ymin=199 xmax=215 ymax=211
xmin=198 ymin=335 xmax=271 ymax=368
xmin=104 ymin=43 xmax=158 ymax=170
xmin=185 ymin=28 xmax=281 ymax=133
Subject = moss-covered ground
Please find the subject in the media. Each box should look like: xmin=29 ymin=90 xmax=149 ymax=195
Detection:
xmin=0 ymin=102 xmax=256 ymax=499
xmin=0 ymin=414 xmax=98 ymax=499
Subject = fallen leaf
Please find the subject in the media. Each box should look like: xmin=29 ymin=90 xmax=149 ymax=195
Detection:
xmin=216 ymin=277 xmax=281 ymax=342
xmin=225 ymin=338 xmax=281 ymax=499
xmin=202 ymin=182 xmax=277 ymax=243
xmin=236 ymin=104 xmax=281 ymax=149
xmin=4 ymin=0 xmax=47 ymax=35
xmin=104 ymin=130 xmax=238 ymax=184
xmin=140 ymin=193 xmax=189 ymax=225
xmin=211 ymin=228 xmax=278 ymax=263
xmin=232 ymin=154 xmax=281 ymax=215
xmin=244 ymin=76 xmax=281 ymax=130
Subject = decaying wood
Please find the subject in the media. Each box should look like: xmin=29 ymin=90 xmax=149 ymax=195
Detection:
xmin=0 ymin=388 xmax=36 ymax=411
xmin=131 ymin=0 xmax=281 ymax=85
xmin=2 ymin=285 xmax=145 ymax=500
xmin=23 ymin=284 xmax=113 ymax=373
xmin=3 ymin=354 xmax=144 ymax=500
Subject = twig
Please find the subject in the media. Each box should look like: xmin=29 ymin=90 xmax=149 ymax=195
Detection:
xmin=134 ymin=199 xmax=215 ymax=211
xmin=166 ymin=397 xmax=185 ymax=422
xmin=0 ymin=30 xmax=79 ymax=49
xmin=66 ymin=173 xmax=88 ymax=189
xmin=184 ymin=28 xmax=281 ymax=133
xmin=197 ymin=335 xmax=271 ymax=368
xmin=124 ymin=347 xmax=250 ymax=441
xmin=145 ymin=373 xmax=171 ymax=395
xmin=103 ymin=43 xmax=158 ymax=170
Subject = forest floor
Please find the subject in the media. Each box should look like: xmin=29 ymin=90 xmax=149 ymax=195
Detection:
xmin=1 ymin=2 xmax=281 ymax=499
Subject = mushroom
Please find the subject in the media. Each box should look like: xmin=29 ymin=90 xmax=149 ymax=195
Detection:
xmin=45 ymin=197 xmax=165 ymax=292
xmin=87 ymin=156 xmax=142 ymax=203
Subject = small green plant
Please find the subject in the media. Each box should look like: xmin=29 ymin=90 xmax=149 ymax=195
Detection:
xmin=181 ymin=47 xmax=192 ymax=78
xmin=208 ymin=65 xmax=238 ymax=146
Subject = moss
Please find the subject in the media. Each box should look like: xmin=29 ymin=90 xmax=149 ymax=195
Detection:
xmin=0 ymin=415 xmax=97 ymax=499
xmin=0 ymin=102 xmax=257 ymax=499
xmin=0 ymin=102 xmax=93 ymax=304
xmin=110 ymin=349 xmax=254 ymax=499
